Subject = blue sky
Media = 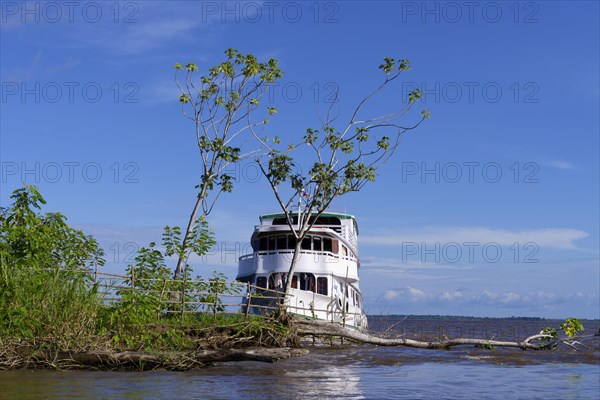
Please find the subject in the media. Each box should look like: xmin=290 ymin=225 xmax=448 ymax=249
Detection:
xmin=1 ymin=1 xmax=598 ymax=318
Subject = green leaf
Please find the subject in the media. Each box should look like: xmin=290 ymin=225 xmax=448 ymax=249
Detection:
xmin=179 ymin=93 xmax=190 ymax=104
xmin=408 ymin=89 xmax=422 ymax=103
xmin=399 ymin=59 xmax=411 ymax=71
xmin=540 ymin=326 xmax=558 ymax=341
xmin=378 ymin=57 xmax=395 ymax=74
xmin=560 ymin=318 xmax=584 ymax=338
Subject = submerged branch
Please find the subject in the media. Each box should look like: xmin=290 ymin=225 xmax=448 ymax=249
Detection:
xmin=292 ymin=318 xmax=598 ymax=351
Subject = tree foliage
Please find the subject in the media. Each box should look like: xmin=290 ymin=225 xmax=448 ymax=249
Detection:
xmin=540 ymin=317 xmax=586 ymax=346
xmin=257 ymin=57 xmax=429 ymax=293
xmin=0 ymin=185 xmax=105 ymax=344
xmin=172 ymin=48 xmax=283 ymax=277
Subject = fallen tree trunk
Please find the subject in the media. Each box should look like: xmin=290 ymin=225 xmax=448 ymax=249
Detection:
xmin=3 ymin=348 xmax=309 ymax=370
xmin=292 ymin=318 xmax=594 ymax=350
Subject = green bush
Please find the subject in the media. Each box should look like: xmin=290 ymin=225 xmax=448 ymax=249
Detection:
xmin=0 ymin=185 xmax=105 ymax=348
xmin=0 ymin=185 xmax=284 ymax=353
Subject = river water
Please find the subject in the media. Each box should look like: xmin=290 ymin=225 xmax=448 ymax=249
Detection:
xmin=1 ymin=318 xmax=599 ymax=400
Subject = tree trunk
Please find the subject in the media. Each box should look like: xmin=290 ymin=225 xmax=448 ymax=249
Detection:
xmin=283 ymin=241 xmax=304 ymax=295
xmin=174 ymin=184 xmax=208 ymax=278
xmin=292 ymin=318 xmax=561 ymax=350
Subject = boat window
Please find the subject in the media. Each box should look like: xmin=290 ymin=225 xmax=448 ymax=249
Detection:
xmin=301 ymin=236 xmax=312 ymax=250
xmin=291 ymin=275 xmax=298 ymax=289
xmin=268 ymin=274 xmax=275 ymax=289
xmin=313 ymin=236 xmax=322 ymax=252
xmin=259 ymin=237 xmax=268 ymax=251
xmin=299 ymin=273 xmax=315 ymax=292
xmin=342 ymin=245 xmax=348 ymax=256
xmin=317 ymin=277 xmax=328 ymax=295
xmin=256 ymin=277 xmax=267 ymax=288
xmin=273 ymin=217 xmax=296 ymax=225
xmin=288 ymin=235 xmax=297 ymax=249
xmin=268 ymin=273 xmax=284 ymax=290
xmin=272 ymin=216 xmax=341 ymax=226
xmin=323 ymin=238 xmax=332 ymax=252
xmin=332 ymin=240 xmax=339 ymax=253
xmin=268 ymin=236 xmax=276 ymax=251
xmin=312 ymin=216 xmax=341 ymax=226
xmin=276 ymin=235 xmax=287 ymax=250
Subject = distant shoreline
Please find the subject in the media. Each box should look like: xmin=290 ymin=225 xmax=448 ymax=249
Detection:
xmin=368 ymin=315 xmax=600 ymax=322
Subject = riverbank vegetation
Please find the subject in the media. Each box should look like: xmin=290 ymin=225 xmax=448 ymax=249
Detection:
xmin=0 ymin=185 xmax=296 ymax=370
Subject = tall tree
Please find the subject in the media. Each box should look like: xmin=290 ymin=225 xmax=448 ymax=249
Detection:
xmin=172 ymin=49 xmax=282 ymax=277
xmin=257 ymin=57 xmax=429 ymax=295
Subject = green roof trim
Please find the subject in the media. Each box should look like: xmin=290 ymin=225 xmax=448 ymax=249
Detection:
xmin=260 ymin=212 xmax=356 ymax=220
xmin=260 ymin=212 xmax=359 ymax=235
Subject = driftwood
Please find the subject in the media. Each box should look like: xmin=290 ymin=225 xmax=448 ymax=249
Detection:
xmin=3 ymin=348 xmax=309 ymax=370
xmin=293 ymin=318 xmax=597 ymax=350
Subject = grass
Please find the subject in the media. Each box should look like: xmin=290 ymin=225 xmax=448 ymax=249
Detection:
xmin=0 ymin=265 xmax=295 ymax=370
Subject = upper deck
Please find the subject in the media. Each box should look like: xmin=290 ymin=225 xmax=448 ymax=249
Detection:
xmin=256 ymin=212 xmax=359 ymax=252
xmin=237 ymin=211 xmax=363 ymax=283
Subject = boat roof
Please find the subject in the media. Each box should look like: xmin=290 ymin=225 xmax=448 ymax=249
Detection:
xmin=259 ymin=211 xmax=359 ymax=235
xmin=260 ymin=211 xmax=356 ymax=220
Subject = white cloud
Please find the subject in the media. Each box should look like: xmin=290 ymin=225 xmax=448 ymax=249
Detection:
xmin=383 ymin=290 xmax=398 ymax=301
xmin=84 ymin=18 xmax=202 ymax=55
xmin=544 ymin=160 xmax=575 ymax=170
xmin=2 ymin=2 xmax=215 ymax=56
xmin=377 ymin=287 xmax=598 ymax=311
xmin=502 ymin=292 xmax=521 ymax=303
xmin=362 ymin=227 xmax=589 ymax=250
xmin=407 ymin=287 xmax=428 ymax=300
xmin=76 ymin=223 xmax=160 ymax=246
xmin=439 ymin=290 xmax=464 ymax=301
xmin=380 ymin=287 xmax=431 ymax=303
xmin=362 ymin=256 xmax=454 ymax=271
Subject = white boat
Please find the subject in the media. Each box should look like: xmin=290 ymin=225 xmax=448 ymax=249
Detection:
xmin=237 ymin=212 xmax=368 ymax=330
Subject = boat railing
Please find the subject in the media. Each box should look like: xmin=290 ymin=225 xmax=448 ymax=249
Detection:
xmin=257 ymin=223 xmax=344 ymax=234
xmin=283 ymin=287 xmax=366 ymax=328
xmin=238 ymin=248 xmax=357 ymax=263
xmin=285 ymin=303 xmax=365 ymax=319
xmin=239 ymin=253 xmax=254 ymax=261
xmin=341 ymin=225 xmax=358 ymax=252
